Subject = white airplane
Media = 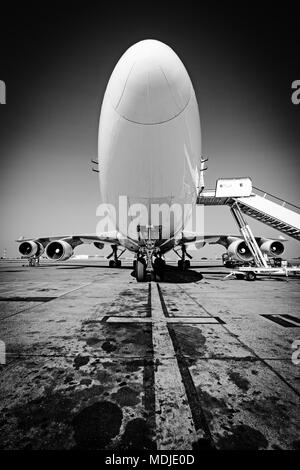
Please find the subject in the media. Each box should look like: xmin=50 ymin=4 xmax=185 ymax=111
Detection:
xmin=16 ymin=40 xmax=285 ymax=281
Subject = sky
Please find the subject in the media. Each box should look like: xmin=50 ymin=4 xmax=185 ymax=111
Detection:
xmin=0 ymin=3 xmax=299 ymax=259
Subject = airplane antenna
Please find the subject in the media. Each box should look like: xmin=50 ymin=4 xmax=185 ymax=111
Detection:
xmin=198 ymin=155 xmax=208 ymax=194
xmin=91 ymin=157 xmax=99 ymax=173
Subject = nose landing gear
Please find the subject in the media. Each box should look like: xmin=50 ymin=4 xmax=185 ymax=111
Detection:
xmin=135 ymin=257 xmax=147 ymax=282
xmin=134 ymin=247 xmax=166 ymax=282
xmin=153 ymin=254 xmax=165 ymax=281
xmin=134 ymin=225 xmax=167 ymax=282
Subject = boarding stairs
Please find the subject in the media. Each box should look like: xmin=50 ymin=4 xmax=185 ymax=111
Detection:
xmin=197 ymin=184 xmax=300 ymax=241
xmin=197 ymin=178 xmax=300 ymax=269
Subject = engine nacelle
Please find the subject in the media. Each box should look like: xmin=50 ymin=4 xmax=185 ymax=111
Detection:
xmin=259 ymin=240 xmax=284 ymax=257
xmin=227 ymin=239 xmax=253 ymax=262
xmin=45 ymin=240 xmax=74 ymax=261
xmin=19 ymin=241 xmax=44 ymax=258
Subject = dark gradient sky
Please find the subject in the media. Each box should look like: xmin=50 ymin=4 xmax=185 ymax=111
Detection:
xmin=0 ymin=4 xmax=299 ymax=258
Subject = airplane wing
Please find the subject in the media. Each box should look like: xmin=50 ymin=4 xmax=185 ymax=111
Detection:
xmin=160 ymin=232 xmax=286 ymax=261
xmin=16 ymin=232 xmax=120 ymax=245
xmin=16 ymin=229 xmax=286 ymax=263
xmin=170 ymin=232 xmax=286 ymax=248
xmin=16 ymin=231 xmax=139 ymax=260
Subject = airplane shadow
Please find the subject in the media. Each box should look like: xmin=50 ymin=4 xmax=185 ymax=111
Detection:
xmin=131 ymin=265 xmax=203 ymax=283
xmin=52 ymin=264 xmax=133 ymax=270
xmin=161 ymin=266 xmax=203 ymax=283
xmin=42 ymin=263 xmax=203 ymax=282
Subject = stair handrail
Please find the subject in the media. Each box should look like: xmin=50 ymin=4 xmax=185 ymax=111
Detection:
xmin=252 ymin=187 xmax=300 ymax=212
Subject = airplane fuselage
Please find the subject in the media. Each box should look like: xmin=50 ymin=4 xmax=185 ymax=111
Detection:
xmin=98 ymin=40 xmax=201 ymax=250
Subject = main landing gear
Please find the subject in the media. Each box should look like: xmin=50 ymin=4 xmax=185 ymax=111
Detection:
xmin=109 ymin=259 xmax=121 ymax=268
xmin=28 ymin=256 xmax=40 ymax=267
xmin=178 ymin=259 xmax=190 ymax=270
xmin=108 ymin=245 xmax=123 ymax=268
xmin=176 ymin=245 xmax=191 ymax=271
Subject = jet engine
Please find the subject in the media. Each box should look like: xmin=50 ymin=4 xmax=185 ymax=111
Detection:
xmin=19 ymin=241 xmax=44 ymax=258
xmin=45 ymin=240 xmax=74 ymax=261
xmin=227 ymin=239 xmax=253 ymax=262
xmin=258 ymin=239 xmax=284 ymax=257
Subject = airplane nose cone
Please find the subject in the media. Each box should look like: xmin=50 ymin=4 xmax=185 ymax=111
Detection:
xmin=106 ymin=39 xmax=192 ymax=124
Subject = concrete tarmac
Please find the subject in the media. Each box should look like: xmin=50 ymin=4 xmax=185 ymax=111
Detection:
xmin=0 ymin=259 xmax=299 ymax=450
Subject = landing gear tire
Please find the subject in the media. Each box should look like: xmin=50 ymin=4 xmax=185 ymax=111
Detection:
xmin=178 ymin=260 xmax=189 ymax=271
xmin=235 ymin=274 xmax=244 ymax=280
xmin=109 ymin=259 xmax=121 ymax=268
xmin=225 ymin=261 xmax=234 ymax=269
xmin=245 ymin=271 xmax=256 ymax=281
xmin=153 ymin=258 xmax=165 ymax=282
xmin=135 ymin=259 xmax=146 ymax=282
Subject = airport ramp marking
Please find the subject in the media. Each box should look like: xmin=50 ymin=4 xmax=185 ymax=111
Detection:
xmin=0 ymin=297 xmax=57 ymax=302
xmin=280 ymin=314 xmax=300 ymax=325
xmin=106 ymin=316 xmax=221 ymax=324
xmin=156 ymin=284 xmax=215 ymax=450
xmin=261 ymin=314 xmax=300 ymax=328
xmin=151 ymin=283 xmax=200 ymax=450
xmin=0 ymin=282 xmax=93 ymax=320
xmin=103 ymin=283 xmax=215 ymax=449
